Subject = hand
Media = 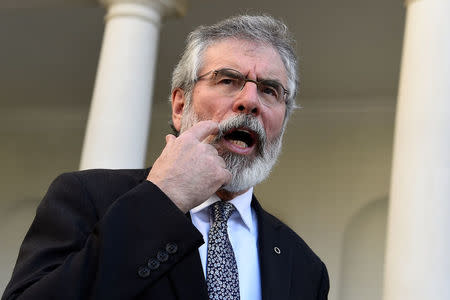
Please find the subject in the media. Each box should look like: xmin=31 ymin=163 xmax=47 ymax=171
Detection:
xmin=147 ymin=120 xmax=232 ymax=213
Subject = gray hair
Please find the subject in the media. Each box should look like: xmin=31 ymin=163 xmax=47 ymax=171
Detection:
xmin=170 ymin=14 xmax=299 ymax=129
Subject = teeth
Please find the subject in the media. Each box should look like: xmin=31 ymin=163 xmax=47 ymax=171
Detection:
xmin=229 ymin=139 xmax=248 ymax=148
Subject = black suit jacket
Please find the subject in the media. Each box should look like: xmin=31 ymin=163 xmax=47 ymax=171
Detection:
xmin=2 ymin=168 xmax=329 ymax=300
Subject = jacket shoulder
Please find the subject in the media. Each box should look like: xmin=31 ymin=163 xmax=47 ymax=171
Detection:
xmin=50 ymin=168 xmax=150 ymax=216
xmin=64 ymin=168 xmax=149 ymax=184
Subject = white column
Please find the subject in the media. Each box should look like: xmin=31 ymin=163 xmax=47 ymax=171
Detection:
xmin=383 ymin=0 xmax=450 ymax=299
xmin=80 ymin=0 xmax=186 ymax=170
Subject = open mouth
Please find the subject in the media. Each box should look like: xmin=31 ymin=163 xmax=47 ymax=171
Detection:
xmin=223 ymin=128 xmax=257 ymax=148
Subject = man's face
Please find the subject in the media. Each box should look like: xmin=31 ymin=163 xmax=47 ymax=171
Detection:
xmin=172 ymin=38 xmax=288 ymax=192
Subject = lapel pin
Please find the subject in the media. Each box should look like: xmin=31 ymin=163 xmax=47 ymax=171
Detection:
xmin=274 ymin=246 xmax=281 ymax=254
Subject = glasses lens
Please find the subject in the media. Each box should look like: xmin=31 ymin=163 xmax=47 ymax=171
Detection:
xmin=213 ymin=69 xmax=245 ymax=94
xmin=258 ymin=81 xmax=284 ymax=106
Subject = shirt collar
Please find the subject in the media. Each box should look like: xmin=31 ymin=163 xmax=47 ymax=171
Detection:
xmin=190 ymin=187 xmax=254 ymax=233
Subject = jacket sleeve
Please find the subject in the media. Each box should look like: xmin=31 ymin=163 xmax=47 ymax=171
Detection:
xmin=2 ymin=172 xmax=204 ymax=300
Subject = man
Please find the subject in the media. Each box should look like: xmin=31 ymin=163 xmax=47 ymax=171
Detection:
xmin=3 ymin=15 xmax=329 ymax=300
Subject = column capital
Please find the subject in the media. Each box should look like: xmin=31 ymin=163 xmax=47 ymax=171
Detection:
xmin=99 ymin=0 xmax=187 ymax=18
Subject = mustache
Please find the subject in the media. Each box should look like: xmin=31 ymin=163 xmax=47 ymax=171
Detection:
xmin=212 ymin=114 xmax=267 ymax=154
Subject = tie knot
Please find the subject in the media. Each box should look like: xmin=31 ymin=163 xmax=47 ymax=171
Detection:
xmin=211 ymin=201 xmax=236 ymax=223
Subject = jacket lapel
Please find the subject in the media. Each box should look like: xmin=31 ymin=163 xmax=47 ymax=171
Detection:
xmin=253 ymin=196 xmax=293 ymax=300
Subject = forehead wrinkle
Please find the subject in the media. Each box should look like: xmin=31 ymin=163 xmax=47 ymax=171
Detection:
xmin=201 ymin=39 xmax=288 ymax=86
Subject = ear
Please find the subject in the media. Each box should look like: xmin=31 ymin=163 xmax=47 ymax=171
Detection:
xmin=171 ymin=88 xmax=186 ymax=132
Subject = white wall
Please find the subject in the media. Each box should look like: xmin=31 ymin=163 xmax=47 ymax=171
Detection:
xmin=340 ymin=198 xmax=388 ymax=300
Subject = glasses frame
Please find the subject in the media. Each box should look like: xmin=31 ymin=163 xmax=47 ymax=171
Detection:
xmin=194 ymin=68 xmax=289 ymax=106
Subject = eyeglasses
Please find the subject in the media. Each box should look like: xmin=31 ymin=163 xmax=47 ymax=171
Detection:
xmin=195 ymin=68 xmax=289 ymax=107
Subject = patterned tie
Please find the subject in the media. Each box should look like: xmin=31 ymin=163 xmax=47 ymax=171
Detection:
xmin=206 ymin=201 xmax=240 ymax=300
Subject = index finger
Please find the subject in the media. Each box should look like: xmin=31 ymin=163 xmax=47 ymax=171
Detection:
xmin=186 ymin=120 xmax=219 ymax=141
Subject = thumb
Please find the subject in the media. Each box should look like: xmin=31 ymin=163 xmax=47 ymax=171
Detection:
xmin=165 ymin=134 xmax=176 ymax=144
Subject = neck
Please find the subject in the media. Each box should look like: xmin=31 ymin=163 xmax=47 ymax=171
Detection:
xmin=216 ymin=188 xmax=249 ymax=201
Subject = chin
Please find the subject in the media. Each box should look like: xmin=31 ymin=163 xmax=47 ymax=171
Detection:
xmin=220 ymin=155 xmax=275 ymax=193
xmin=220 ymin=133 xmax=283 ymax=194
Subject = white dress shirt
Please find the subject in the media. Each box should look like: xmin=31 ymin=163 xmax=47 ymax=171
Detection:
xmin=190 ymin=187 xmax=261 ymax=300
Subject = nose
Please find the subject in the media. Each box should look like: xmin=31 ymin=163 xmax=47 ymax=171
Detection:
xmin=232 ymin=81 xmax=261 ymax=116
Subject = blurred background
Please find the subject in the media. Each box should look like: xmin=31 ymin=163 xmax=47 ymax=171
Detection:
xmin=0 ymin=1 xmax=406 ymax=299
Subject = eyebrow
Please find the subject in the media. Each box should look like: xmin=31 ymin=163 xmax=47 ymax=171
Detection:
xmin=248 ymin=71 xmax=285 ymax=88
xmin=257 ymin=77 xmax=284 ymax=87
xmin=218 ymin=67 xmax=287 ymax=89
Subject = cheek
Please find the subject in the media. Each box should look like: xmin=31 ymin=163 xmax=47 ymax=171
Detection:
xmin=263 ymin=107 xmax=285 ymax=140
xmin=192 ymin=90 xmax=230 ymax=121
xmin=191 ymin=89 xmax=213 ymax=119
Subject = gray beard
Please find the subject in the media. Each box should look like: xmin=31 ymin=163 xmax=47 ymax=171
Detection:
xmin=180 ymin=108 xmax=283 ymax=193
